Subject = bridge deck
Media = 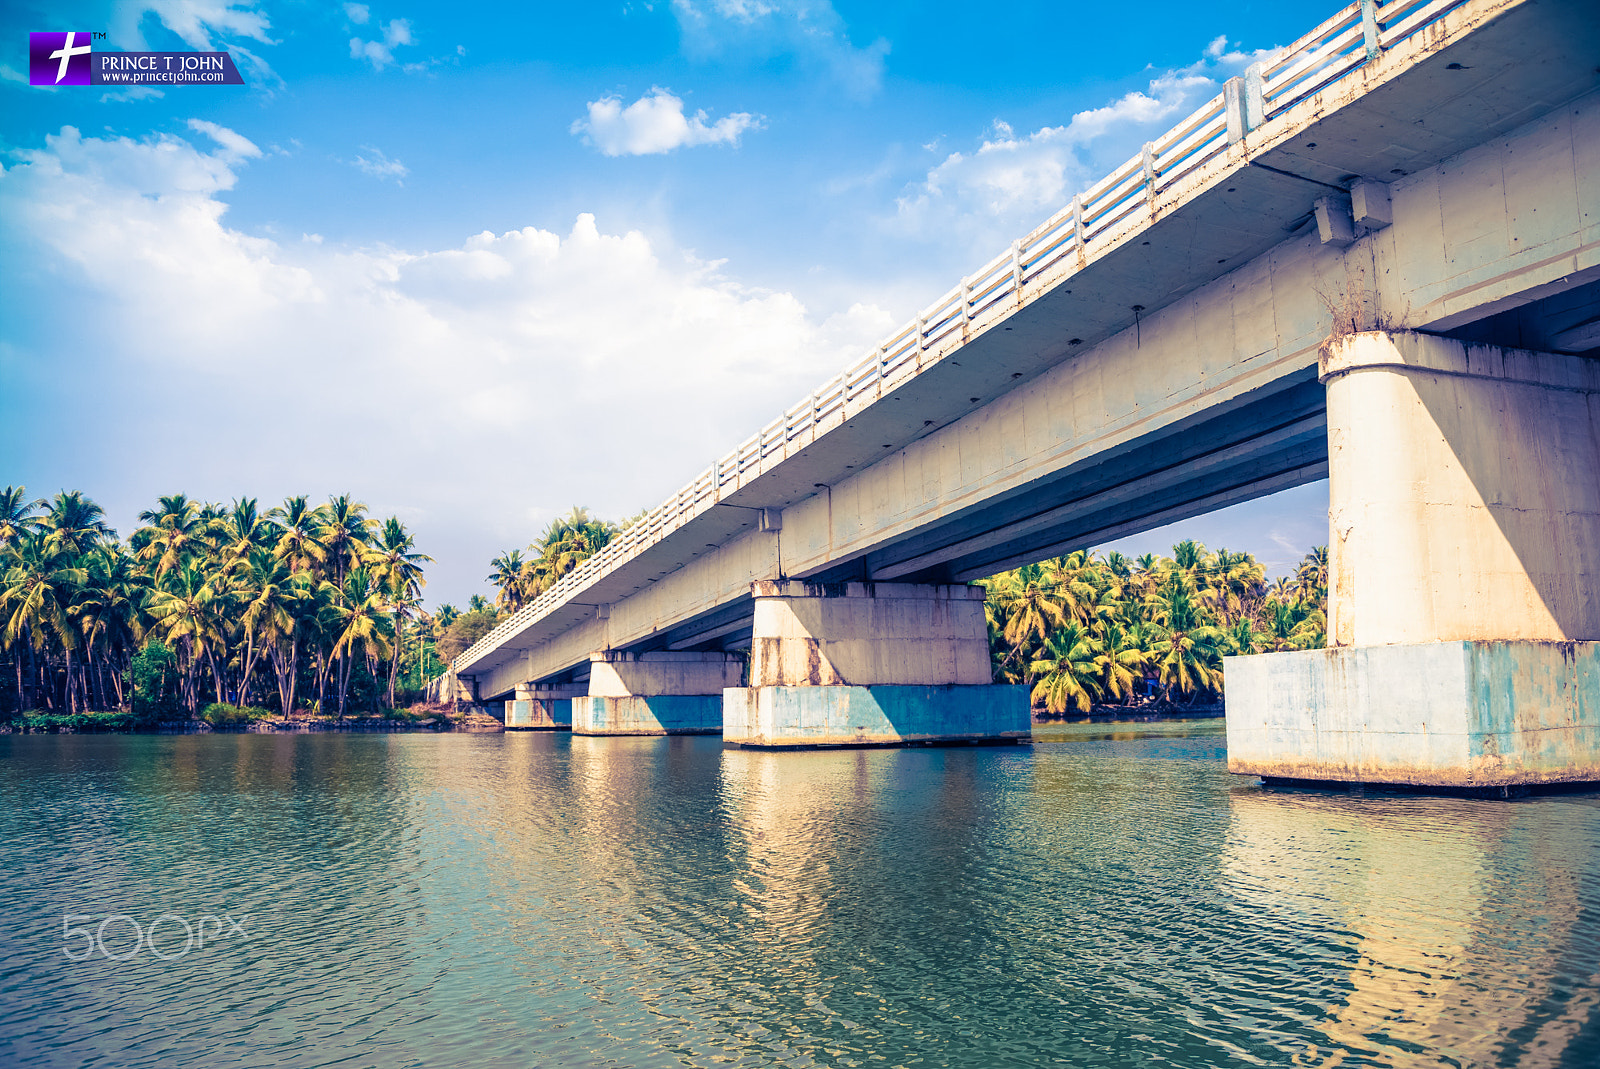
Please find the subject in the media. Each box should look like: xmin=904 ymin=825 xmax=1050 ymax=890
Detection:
xmin=455 ymin=0 xmax=1600 ymax=697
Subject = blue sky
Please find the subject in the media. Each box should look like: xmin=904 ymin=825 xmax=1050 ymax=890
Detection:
xmin=2 ymin=0 xmax=1331 ymax=607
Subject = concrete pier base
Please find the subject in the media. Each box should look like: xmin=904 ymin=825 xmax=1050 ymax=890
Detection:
xmin=1225 ymin=332 xmax=1600 ymax=791
xmin=573 ymin=695 xmax=724 ymax=736
xmin=1226 ymin=641 xmax=1600 ymax=787
xmin=732 ymin=580 xmax=1029 ymax=749
xmin=723 ymin=684 xmax=1032 ymax=749
xmin=572 ymin=651 xmax=743 ymax=737
xmin=506 ymin=684 xmax=580 ymax=730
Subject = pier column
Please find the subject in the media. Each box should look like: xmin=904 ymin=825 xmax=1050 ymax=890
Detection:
xmin=723 ymin=580 xmax=1031 ymax=749
xmin=1227 ymin=331 xmax=1600 ymax=788
xmin=506 ymin=683 xmax=582 ymax=730
xmin=573 ymin=652 xmax=743 ymax=736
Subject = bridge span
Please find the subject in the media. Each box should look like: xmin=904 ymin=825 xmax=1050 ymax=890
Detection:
xmin=452 ymin=0 xmax=1600 ymax=778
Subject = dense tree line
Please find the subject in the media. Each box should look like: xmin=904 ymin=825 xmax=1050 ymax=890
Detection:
xmin=984 ymin=541 xmax=1327 ymax=714
xmin=477 ymin=506 xmax=1327 ymax=717
xmin=0 ymin=487 xmax=432 ymax=720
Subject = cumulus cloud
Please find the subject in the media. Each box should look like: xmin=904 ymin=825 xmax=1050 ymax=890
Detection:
xmin=344 ymin=3 xmax=371 ymax=24
xmin=0 ymin=124 xmax=888 ymax=603
xmin=896 ymin=37 xmax=1272 ymax=246
xmin=572 ymin=88 xmax=763 ymax=156
xmin=350 ymin=18 xmax=413 ymax=70
xmin=670 ymin=0 xmax=888 ymax=99
xmin=350 ymin=145 xmax=408 ymax=183
xmin=107 ymin=1 xmax=279 ymax=84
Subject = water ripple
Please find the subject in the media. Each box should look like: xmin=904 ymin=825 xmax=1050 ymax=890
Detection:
xmin=0 ymin=724 xmax=1597 ymax=1067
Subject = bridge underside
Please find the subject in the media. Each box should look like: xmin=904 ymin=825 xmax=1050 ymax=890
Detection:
xmin=460 ymin=0 xmax=1600 ymax=704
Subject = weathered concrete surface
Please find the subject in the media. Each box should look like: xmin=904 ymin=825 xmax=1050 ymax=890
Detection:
xmin=729 ymin=580 xmax=1022 ymax=749
xmin=588 ymin=650 xmax=744 ymax=698
xmin=1324 ymin=332 xmax=1600 ymax=647
xmin=574 ymin=651 xmax=744 ymax=736
xmin=749 ymin=581 xmax=991 ymax=687
xmin=573 ymin=696 xmax=723 ymax=737
xmin=1225 ymin=642 xmax=1600 ymax=786
xmin=724 ymin=685 xmax=1032 ymax=749
xmin=506 ymin=684 xmax=581 ymax=729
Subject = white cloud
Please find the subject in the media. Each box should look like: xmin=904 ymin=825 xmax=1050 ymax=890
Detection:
xmin=350 ymin=18 xmax=414 ymax=70
xmin=108 ymin=1 xmax=279 ymax=85
xmin=100 ymin=85 xmax=167 ymax=103
xmin=572 ymin=88 xmax=762 ymax=156
xmin=670 ymin=0 xmax=888 ymax=99
xmin=350 ymin=145 xmax=408 ymax=183
xmin=896 ymin=38 xmax=1272 ymax=246
xmin=0 ymin=124 xmax=887 ymax=603
xmin=187 ymin=119 xmax=263 ymax=163
xmin=344 ymin=3 xmax=371 ymax=24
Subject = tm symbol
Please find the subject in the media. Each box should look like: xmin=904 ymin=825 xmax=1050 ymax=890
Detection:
xmin=93 ymin=31 xmax=108 ymax=40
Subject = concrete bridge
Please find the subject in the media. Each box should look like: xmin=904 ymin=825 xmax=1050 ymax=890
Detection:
xmin=452 ymin=0 xmax=1600 ymax=782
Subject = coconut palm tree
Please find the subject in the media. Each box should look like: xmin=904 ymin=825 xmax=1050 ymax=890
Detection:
xmin=0 ymin=486 xmax=46 ymax=549
xmin=489 ymin=549 xmax=529 ymax=611
xmin=1029 ymin=623 xmax=1102 ymax=715
xmin=325 ymin=568 xmax=393 ymax=718
xmin=369 ymin=518 xmax=430 ymax=706
xmin=144 ymin=563 xmax=228 ymax=712
xmin=1 ymin=533 xmax=86 ymax=710
xmin=317 ymin=494 xmax=373 ymax=587
xmin=276 ymin=495 xmax=330 ymax=577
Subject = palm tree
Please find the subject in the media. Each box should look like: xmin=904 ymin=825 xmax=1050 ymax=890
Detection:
xmin=1029 ymin=623 xmax=1102 ymax=715
xmin=489 ymin=550 xmax=528 ymax=611
xmin=1296 ymin=546 xmax=1329 ymax=602
xmin=133 ymin=494 xmax=209 ymax=579
xmin=276 ymin=495 xmax=330 ymax=576
xmin=369 ymin=518 xmax=430 ymax=707
xmin=41 ymin=491 xmax=115 ymax=557
xmin=0 ymin=486 xmax=46 ymax=548
xmin=2 ymin=534 xmax=87 ymax=711
xmin=144 ymin=563 xmax=228 ymax=712
xmin=324 ymin=568 xmax=393 ymax=718
xmin=69 ymin=545 xmax=141 ymax=710
xmin=317 ymin=494 xmax=373 ymax=587
xmin=1093 ymin=621 xmax=1148 ymax=705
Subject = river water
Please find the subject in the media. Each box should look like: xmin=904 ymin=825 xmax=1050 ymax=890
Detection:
xmin=2 ymin=722 xmax=1598 ymax=1068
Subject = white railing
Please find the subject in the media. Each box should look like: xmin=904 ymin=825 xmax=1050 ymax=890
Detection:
xmin=455 ymin=0 xmax=1469 ymax=674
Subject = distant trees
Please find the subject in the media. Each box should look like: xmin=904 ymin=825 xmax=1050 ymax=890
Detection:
xmin=983 ymin=542 xmax=1328 ymax=715
xmin=487 ymin=506 xmax=619 ymax=613
xmin=0 ymin=487 xmax=435 ymax=720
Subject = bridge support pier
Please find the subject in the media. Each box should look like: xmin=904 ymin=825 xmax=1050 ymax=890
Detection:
xmin=724 ymin=580 xmax=1031 ymax=749
xmin=1227 ymin=331 xmax=1600 ymax=789
xmin=573 ymin=652 xmax=743 ymax=736
xmin=506 ymin=683 xmax=582 ymax=730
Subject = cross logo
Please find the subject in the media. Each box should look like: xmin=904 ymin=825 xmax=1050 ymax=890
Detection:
xmin=29 ymin=32 xmax=95 ymax=86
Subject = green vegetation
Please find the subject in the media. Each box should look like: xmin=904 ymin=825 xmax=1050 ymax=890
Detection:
xmin=983 ymin=542 xmax=1327 ymax=715
xmin=487 ymin=506 xmax=620 ymax=613
xmin=477 ymin=504 xmax=1326 ymax=719
xmin=0 ymin=486 xmax=437 ymax=724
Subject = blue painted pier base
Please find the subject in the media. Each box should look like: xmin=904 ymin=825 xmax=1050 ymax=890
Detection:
xmin=1226 ymin=641 xmax=1600 ymax=788
xmin=573 ymin=695 xmax=724 ymax=736
xmin=506 ymin=698 xmax=572 ymax=730
xmin=723 ymin=684 xmax=1032 ymax=749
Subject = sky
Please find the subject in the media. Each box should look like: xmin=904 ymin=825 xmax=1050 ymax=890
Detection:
xmin=1 ymin=0 xmax=1333 ymax=608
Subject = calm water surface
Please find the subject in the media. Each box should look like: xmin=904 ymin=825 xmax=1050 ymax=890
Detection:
xmin=2 ymin=722 xmax=1598 ymax=1068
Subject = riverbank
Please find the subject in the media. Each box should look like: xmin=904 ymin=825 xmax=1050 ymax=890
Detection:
xmin=1033 ymin=700 xmax=1225 ymax=725
xmin=0 ymin=706 xmax=506 ymax=734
